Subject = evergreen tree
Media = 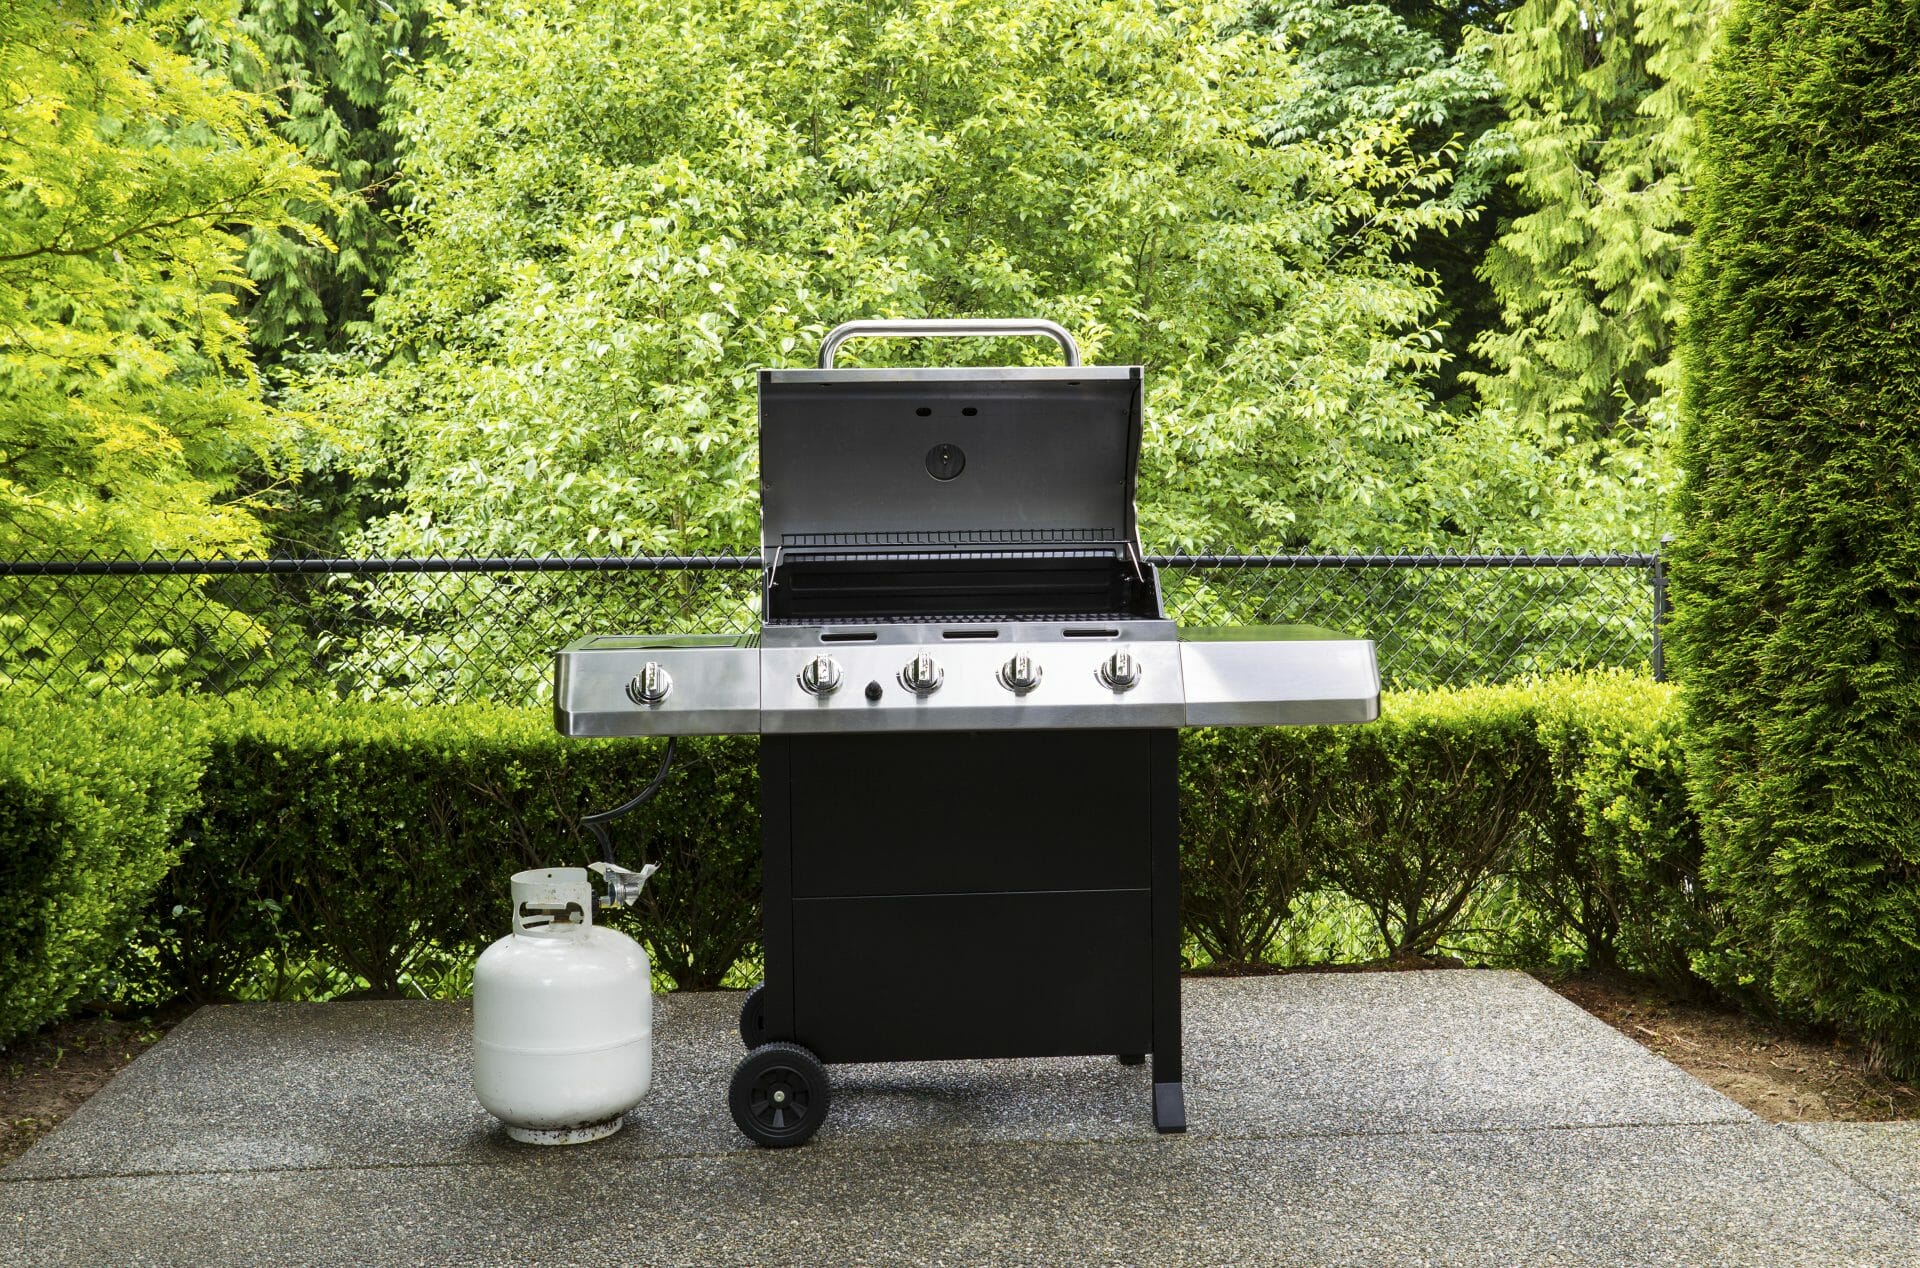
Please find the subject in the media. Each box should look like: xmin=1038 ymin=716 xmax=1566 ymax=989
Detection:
xmin=1468 ymin=0 xmax=1726 ymax=449
xmin=1253 ymin=0 xmax=1509 ymax=407
xmin=194 ymin=0 xmax=435 ymax=358
xmin=1669 ymin=0 xmax=1920 ymax=1074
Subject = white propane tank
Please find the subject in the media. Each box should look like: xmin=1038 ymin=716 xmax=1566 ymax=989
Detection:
xmin=472 ymin=867 xmax=654 ymax=1144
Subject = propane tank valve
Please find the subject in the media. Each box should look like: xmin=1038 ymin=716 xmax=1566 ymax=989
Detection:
xmin=589 ymin=860 xmax=658 ymax=910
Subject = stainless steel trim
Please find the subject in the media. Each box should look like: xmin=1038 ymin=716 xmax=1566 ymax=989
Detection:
xmin=818 ymin=319 xmax=1081 ymax=369
xmin=555 ymin=642 xmax=761 ymax=737
xmin=1178 ymin=639 xmax=1381 ymax=727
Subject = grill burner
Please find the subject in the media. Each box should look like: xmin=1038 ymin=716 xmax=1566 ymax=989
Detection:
xmin=553 ymin=319 xmax=1380 ymax=1147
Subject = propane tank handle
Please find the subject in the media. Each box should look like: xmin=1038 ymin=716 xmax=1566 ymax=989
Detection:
xmin=590 ymin=860 xmax=658 ymax=909
xmin=817 ymin=318 xmax=1081 ymax=368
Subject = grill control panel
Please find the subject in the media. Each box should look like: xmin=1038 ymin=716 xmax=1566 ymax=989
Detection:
xmin=761 ymin=634 xmax=1185 ymax=734
xmin=553 ymin=626 xmax=1380 ymax=737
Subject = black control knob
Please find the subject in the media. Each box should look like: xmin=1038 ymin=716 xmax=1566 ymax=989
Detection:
xmin=865 ymin=680 xmax=884 ymax=702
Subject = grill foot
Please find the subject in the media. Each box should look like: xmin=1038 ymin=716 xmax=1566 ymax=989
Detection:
xmin=1152 ymin=1081 xmax=1187 ymax=1133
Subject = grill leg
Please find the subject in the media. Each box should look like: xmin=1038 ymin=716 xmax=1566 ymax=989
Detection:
xmin=1150 ymin=729 xmax=1186 ymax=1134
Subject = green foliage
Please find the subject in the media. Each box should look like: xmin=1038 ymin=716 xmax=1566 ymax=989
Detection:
xmin=1252 ymin=0 xmax=1509 ymax=407
xmin=1317 ymin=681 xmax=1551 ymax=956
xmin=1463 ymin=0 xmax=1727 ymax=542
xmin=1183 ymin=673 xmax=1695 ymax=969
xmin=1180 ymin=727 xmax=1331 ymax=967
xmin=0 ymin=696 xmax=210 ymax=1046
xmin=1 ymin=674 xmax=1708 ymax=1025
xmin=1669 ymin=0 xmax=1920 ymax=1074
xmin=152 ymin=701 xmax=759 ymax=997
xmin=174 ymin=0 xmax=435 ymax=359
xmin=1525 ymin=670 xmax=1708 ymax=985
xmin=306 ymin=0 xmax=1495 ymax=559
xmin=0 ymin=0 xmax=330 ymax=559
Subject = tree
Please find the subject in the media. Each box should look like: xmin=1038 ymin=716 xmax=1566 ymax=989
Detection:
xmin=1669 ymin=0 xmax=1920 ymax=1074
xmin=313 ymin=0 xmax=1482 ymax=562
xmin=1252 ymin=0 xmax=1509 ymax=408
xmin=182 ymin=0 xmax=436 ymax=359
xmin=1465 ymin=0 xmax=1727 ymax=514
xmin=0 ymin=0 xmax=329 ymax=559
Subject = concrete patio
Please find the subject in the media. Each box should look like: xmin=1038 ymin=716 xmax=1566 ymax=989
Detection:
xmin=3 ymin=971 xmax=1916 ymax=1265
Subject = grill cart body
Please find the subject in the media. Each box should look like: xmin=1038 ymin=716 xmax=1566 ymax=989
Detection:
xmin=553 ymin=320 xmax=1380 ymax=1146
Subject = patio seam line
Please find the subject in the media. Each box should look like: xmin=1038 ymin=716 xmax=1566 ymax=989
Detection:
xmin=1772 ymin=1124 xmax=1920 ymax=1227
xmin=0 ymin=1117 xmax=1778 ymax=1187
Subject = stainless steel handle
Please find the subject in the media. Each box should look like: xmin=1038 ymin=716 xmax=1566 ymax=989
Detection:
xmin=818 ymin=318 xmax=1081 ymax=369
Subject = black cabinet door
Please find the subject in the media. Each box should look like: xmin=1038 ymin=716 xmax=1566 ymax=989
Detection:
xmin=790 ymin=890 xmax=1153 ymax=1062
xmin=785 ymin=730 xmax=1152 ymax=897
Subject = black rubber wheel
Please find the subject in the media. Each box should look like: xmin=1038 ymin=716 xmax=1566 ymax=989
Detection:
xmin=1117 ymin=1053 xmax=1146 ymax=1066
xmin=730 ymin=1042 xmax=830 ymax=1148
xmin=739 ymin=983 xmax=767 ymax=1048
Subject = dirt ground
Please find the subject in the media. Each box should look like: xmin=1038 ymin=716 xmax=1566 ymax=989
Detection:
xmin=5 ymin=975 xmax=1915 ymax=1167
xmin=1544 ymin=972 xmax=1920 ymax=1123
xmin=1 ymin=1011 xmax=177 ymax=1168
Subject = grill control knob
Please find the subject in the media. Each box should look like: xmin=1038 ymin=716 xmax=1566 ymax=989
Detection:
xmin=798 ymin=654 xmax=843 ymax=696
xmin=1098 ymin=650 xmax=1141 ymax=691
xmin=627 ymin=661 xmax=672 ymax=705
xmin=899 ymin=651 xmax=944 ymax=695
xmin=999 ymin=653 xmax=1042 ymax=694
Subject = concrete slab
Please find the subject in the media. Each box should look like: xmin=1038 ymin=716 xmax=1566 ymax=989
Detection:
xmin=4 ymin=972 xmax=1750 ymax=1181
xmin=1788 ymin=1122 xmax=1920 ymax=1221
xmin=5 ymin=1127 xmax=1915 ymax=1266
xmin=4 ymin=970 xmax=1914 ymax=1266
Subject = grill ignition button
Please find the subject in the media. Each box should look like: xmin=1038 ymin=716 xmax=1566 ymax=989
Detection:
xmin=865 ymin=680 xmax=884 ymax=702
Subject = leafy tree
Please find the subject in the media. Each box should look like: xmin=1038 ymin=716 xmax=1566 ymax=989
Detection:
xmin=1669 ymin=0 xmax=1920 ymax=1074
xmin=315 ymin=0 xmax=1488 ymax=561
xmin=0 ymin=0 xmax=329 ymax=559
xmin=1465 ymin=0 xmax=1727 ymax=526
xmin=1253 ymin=0 xmax=1509 ymax=407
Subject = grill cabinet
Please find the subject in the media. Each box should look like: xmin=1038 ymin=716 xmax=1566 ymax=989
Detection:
xmin=553 ymin=319 xmax=1380 ymax=1146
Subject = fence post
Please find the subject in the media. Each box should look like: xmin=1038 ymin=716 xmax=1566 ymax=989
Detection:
xmin=1650 ymin=535 xmax=1673 ymax=682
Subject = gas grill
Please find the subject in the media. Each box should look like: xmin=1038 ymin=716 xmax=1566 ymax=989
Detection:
xmin=554 ymin=319 xmax=1380 ymax=1147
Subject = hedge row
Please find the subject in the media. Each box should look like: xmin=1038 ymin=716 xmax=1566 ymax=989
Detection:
xmin=0 ymin=696 xmax=211 ymax=1045
xmin=1180 ymin=672 xmax=1705 ymax=980
xmin=4 ymin=673 xmax=1722 ymax=1052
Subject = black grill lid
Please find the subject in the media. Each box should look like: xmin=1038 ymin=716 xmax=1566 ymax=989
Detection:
xmin=757 ymin=364 xmax=1145 ymax=561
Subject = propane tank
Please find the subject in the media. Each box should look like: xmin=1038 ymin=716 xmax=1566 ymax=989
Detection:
xmin=472 ymin=866 xmax=654 ymax=1144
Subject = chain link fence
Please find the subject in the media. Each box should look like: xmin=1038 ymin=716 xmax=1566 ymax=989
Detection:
xmin=0 ymin=551 xmax=1663 ymax=705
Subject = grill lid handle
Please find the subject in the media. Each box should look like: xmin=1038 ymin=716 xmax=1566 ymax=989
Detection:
xmin=818 ymin=318 xmax=1081 ymax=369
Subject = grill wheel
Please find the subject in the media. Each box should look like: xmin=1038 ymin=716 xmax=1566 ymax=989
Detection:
xmin=739 ymin=982 xmax=767 ymax=1048
xmin=730 ymin=1041 xmax=831 ymax=1148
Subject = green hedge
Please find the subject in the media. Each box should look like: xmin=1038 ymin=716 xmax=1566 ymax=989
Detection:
xmin=1180 ymin=673 xmax=1708 ymax=980
xmin=7 ymin=673 xmax=1718 ymax=1045
xmin=1672 ymin=0 xmax=1920 ymax=1077
xmin=145 ymin=702 xmax=760 ymax=999
xmin=0 ymin=696 xmax=210 ymax=1046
